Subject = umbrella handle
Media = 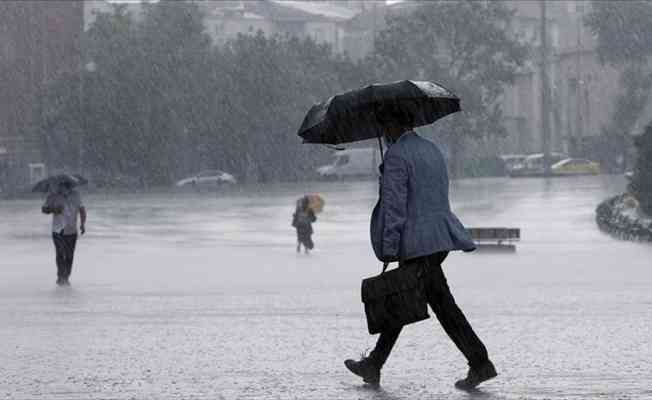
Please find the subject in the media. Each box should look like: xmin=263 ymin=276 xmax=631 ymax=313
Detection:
xmin=377 ymin=135 xmax=384 ymax=162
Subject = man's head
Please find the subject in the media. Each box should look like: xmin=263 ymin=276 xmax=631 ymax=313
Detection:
xmin=376 ymin=105 xmax=413 ymax=142
xmin=383 ymin=123 xmax=409 ymax=142
xmin=58 ymin=181 xmax=73 ymax=194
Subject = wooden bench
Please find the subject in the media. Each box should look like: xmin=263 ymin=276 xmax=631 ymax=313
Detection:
xmin=466 ymin=227 xmax=520 ymax=252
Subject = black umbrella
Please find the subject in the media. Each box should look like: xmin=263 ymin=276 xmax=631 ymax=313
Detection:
xmin=297 ymin=80 xmax=460 ymax=145
xmin=32 ymin=174 xmax=88 ymax=193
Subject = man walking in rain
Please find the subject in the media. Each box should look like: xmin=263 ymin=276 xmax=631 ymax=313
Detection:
xmin=42 ymin=181 xmax=86 ymax=286
xmin=344 ymin=109 xmax=497 ymax=390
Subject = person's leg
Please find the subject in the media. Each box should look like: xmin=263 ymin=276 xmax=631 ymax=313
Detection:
xmin=52 ymin=233 xmax=66 ymax=283
xmin=368 ymin=327 xmax=402 ymax=368
xmin=296 ymin=230 xmax=301 ymax=253
xmin=304 ymin=234 xmax=314 ymax=253
xmin=344 ymin=326 xmax=401 ymax=385
xmin=63 ymin=234 xmax=78 ymax=281
xmin=424 ymin=252 xmax=489 ymax=369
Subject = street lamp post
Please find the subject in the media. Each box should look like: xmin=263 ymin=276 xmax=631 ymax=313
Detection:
xmin=540 ymin=0 xmax=552 ymax=177
xmin=78 ymin=61 xmax=96 ymax=175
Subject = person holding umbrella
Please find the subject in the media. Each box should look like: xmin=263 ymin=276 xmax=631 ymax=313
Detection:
xmin=292 ymin=194 xmax=323 ymax=254
xmin=298 ymin=81 xmax=497 ymax=390
xmin=38 ymin=174 xmax=87 ymax=286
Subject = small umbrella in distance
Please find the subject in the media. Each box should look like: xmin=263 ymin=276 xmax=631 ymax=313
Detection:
xmin=305 ymin=194 xmax=325 ymax=214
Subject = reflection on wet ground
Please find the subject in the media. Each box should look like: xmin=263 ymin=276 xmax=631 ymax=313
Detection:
xmin=1 ymin=176 xmax=651 ymax=399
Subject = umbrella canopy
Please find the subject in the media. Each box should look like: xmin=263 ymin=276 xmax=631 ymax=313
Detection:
xmin=297 ymin=80 xmax=460 ymax=145
xmin=32 ymin=174 xmax=88 ymax=193
xmin=306 ymin=194 xmax=324 ymax=214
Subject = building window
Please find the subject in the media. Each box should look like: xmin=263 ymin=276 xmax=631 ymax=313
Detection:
xmin=568 ymin=1 xmax=587 ymax=14
xmin=312 ymin=27 xmax=325 ymax=43
xmin=568 ymin=77 xmax=578 ymax=91
xmin=29 ymin=163 xmax=46 ymax=184
xmin=1 ymin=27 xmax=16 ymax=63
xmin=551 ymin=25 xmax=559 ymax=48
xmin=567 ymin=2 xmax=575 ymax=13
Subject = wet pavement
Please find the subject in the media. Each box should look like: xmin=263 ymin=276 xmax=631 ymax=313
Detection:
xmin=2 ymin=176 xmax=651 ymax=399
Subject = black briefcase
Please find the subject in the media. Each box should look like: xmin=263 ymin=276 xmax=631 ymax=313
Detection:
xmin=361 ymin=262 xmax=430 ymax=335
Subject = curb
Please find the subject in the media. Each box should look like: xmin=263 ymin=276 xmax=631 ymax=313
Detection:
xmin=596 ymin=194 xmax=652 ymax=242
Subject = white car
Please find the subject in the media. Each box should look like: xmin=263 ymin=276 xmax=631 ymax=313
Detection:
xmin=175 ymin=170 xmax=237 ymax=187
xmin=316 ymin=148 xmax=382 ymax=179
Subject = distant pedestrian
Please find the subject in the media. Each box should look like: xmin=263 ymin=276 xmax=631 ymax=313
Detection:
xmin=344 ymin=110 xmax=497 ymax=390
xmin=42 ymin=181 xmax=86 ymax=286
xmin=292 ymin=196 xmax=316 ymax=253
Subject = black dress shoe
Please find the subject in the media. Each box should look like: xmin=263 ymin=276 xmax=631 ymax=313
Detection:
xmin=344 ymin=357 xmax=380 ymax=386
xmin=455 ymin=360 xmax=497 ymax=390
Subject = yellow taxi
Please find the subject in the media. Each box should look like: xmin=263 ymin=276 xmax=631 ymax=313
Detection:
xmin=551 ymin=158 xmax=600 ymax=176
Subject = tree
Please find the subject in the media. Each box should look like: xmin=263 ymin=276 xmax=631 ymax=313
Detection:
xmin=372 ymin=0 xmax=527 ymax=176
xmin=629 ymin=125 xmax=652 ymax=215
xmin=585 ymin=1 xmax=652 ymax=66
xmin=40 ymin=2 xmax=216 ymax=187
xmin=585 ymin=1 xmax=652 ymax=171
xmin=39 ymin=2 xmax=369 ymax=186
xmin=211 ymin=32 xmax=368 ymax=182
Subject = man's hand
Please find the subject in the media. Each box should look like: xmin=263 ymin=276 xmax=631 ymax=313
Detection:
xmin=79 ymin=207 xmax=87 ymax=235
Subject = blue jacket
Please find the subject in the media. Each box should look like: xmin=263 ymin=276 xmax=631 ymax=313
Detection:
xmin=371 ymin=131 xmax=476 ymax=262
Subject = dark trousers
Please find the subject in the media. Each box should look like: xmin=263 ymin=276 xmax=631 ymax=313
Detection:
xmin=52 ymin=232 xmax=77 ymax=279
xmin=369 ymin=252 xmax=489 ymax=369
xmin=296 ymin=229 xmax=314 ymax=250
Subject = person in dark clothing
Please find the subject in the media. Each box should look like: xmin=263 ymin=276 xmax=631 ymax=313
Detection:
xmin=42 ymin=181 xmax=86 ymax=286
xmin=344 ymin=116 xmax=496 ymax=390
xmin=352 ymin=253 xmax=492 ymax=387
xmin=51 ymin=232 xmax=78 ymax=284
xmin=292 ymin=196 xmax=316 ymax=254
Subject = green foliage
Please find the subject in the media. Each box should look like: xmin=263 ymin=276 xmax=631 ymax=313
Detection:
xmin=610 ymin=66 xmax=652 ymax=131
xmin=585 ymin=2 xmax=652 ymax=130
xmin=585 ymin=1 xmax=652 ymax=173
xmin=39 ymin=0 xmax=527 ymax=184
xmin=369 ymin=0 xmax=527 ymax=176
xmin=39 ymin=2 xmax=366 ymax=187
xmin=372 ymin=1 xmax=527 ymax=141
xmin=596 ymin=65 xmax=652 ymax=172
xmin=213 ymin=33 xmax=368 ymax=182
xmin=585 ymin=1 xmax=652 ymax=66
xmin=629 ymin=125 xmax=652 ymax=215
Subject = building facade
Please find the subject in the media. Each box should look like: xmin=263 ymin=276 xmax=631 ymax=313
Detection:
xmin=500 ymin=0 xmax=622 ymax=161
xmin=198 ymin=0 xmax=385 ymax=61
xmin=83 ymin=1 xmax=385 ymax=61
xmin=5 ymin=0 xmax=626 ymax=190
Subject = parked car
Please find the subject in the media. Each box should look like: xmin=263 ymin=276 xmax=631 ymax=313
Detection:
xmin=500 ymin=154 xmax=528 ymax=174
xmin=551 ymin=158 xmax=600 ymax=176
xmin=509 ymin=152 xmax=568 ymax=177
xmin=316 ymin=148 xmax=382 ymax=179
xmin=175 ymin=170 xmax=237 ymax=187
